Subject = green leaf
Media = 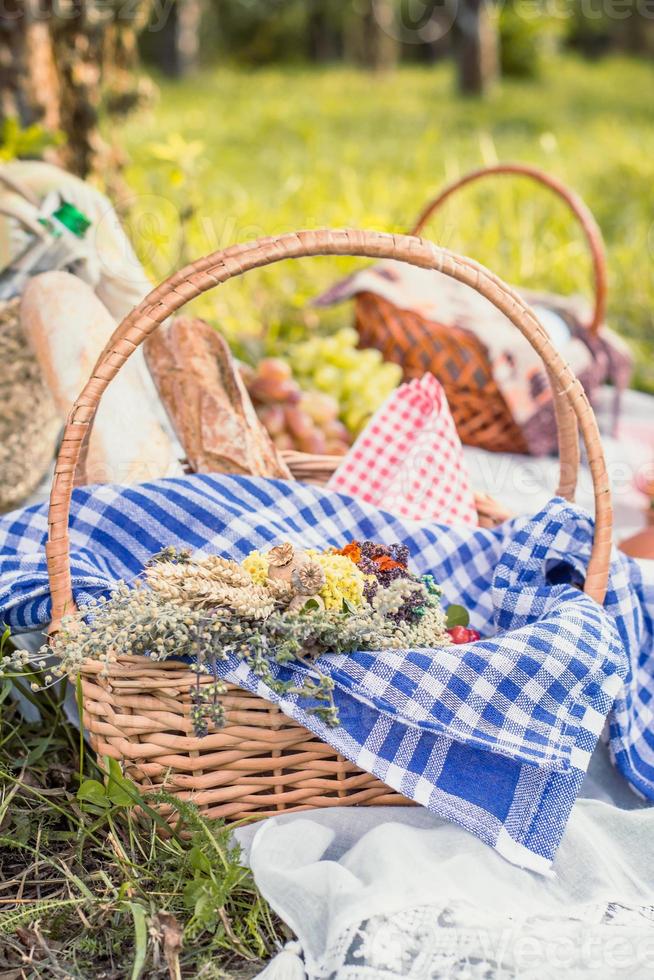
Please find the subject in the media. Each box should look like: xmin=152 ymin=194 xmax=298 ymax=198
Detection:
xmin=77 ymin=779 xmax=110 ymax=808
xmin=189 ymin=845 xmax=211 ymax=874
xmin=22 ymin=740 xmax=52 ymax=766
xmin=127 ymin=902 xmax=148 ymax=980
xmin=446 ymin=604 xmax=470 ymax=629
xmin=106 ymin=757 xmax=136 ymax=807
xmin=341 ymin=598 xmax=356 ymax=615
xmin=183 ymin=879 xmax=204 ymax=908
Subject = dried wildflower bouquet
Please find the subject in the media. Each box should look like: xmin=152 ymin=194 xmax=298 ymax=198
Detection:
xmin=34 ymin=539 xmax=450 ymax=740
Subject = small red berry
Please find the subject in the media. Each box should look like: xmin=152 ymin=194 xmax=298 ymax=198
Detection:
xmin=467 ymin=629 xmax=481 ymax=642
xmin=447 ymin=626 xmax=470 ymax=644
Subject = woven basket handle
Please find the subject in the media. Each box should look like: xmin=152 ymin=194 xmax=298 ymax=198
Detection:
xmin=46 ymin=229 xmax=613 ymax=626
xmin=410 ymin=163 xmax=607 ymax=334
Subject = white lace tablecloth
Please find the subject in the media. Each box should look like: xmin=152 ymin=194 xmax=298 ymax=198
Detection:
xmin=238 ymin=747 xmax=654 ymax=979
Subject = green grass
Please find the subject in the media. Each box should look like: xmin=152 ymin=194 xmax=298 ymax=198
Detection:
xmin=0 ymin=668 xmax=284 ymax=978
xmin=114 ymin=55 xmax=654 ymax=386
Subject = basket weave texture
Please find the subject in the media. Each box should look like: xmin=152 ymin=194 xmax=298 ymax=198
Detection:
xmin=355 ymin=291 xmax=529 ymax=454
xmin=354 ymin=163 xmax=608 ymax=455
xmin=47 ymin=229 xmax=613 ymax=825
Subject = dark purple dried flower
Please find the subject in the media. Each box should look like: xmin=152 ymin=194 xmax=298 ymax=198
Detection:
xmin=355 ymin=540 xmax=423 ymax=622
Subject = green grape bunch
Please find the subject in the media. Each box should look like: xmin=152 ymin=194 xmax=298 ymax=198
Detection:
xmin=288 ymin=328 xmax=402 ymax=435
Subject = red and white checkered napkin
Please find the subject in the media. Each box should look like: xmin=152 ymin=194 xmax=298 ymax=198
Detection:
xmin=327 ymin=374 xmax=477 ymax=526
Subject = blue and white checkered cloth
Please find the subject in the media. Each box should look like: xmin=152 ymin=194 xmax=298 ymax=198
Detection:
xmin=1 ymin=474 xmax=653 ymax=872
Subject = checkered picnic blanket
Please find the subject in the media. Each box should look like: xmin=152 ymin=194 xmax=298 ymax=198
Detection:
xmin=1 ymin=475 xmax=652 ymax=872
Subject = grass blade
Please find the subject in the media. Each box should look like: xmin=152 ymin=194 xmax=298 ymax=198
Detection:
xmin=128 ymin=901 xmax=148 ymax=980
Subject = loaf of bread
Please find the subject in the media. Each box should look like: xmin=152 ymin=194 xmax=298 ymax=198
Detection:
xmin=0 ymin=298 xmax=61 ymax=512
xmin=144 ymin=316 xmax=291 ymax=480
xmin=20 ymin=271 xmax=183 ymax=486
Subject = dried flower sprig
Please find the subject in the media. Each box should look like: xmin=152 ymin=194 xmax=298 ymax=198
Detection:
xmin=2 ymin=539 xmax=454 ymax=738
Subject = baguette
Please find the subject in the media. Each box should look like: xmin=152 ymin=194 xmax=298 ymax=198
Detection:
xmin=144 ymin=316 xmax=291 ymax=480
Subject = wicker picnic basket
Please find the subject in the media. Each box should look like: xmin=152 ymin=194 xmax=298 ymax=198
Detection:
xmin=46 ymin=229 xmax=613 ymax=824
xmin=354 ymin=163 xmax=609 ymax=454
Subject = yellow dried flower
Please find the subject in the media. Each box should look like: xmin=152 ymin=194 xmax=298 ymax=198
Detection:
xmin=242 ymin=551 xmax=269 ymax=585
xmin=309 ymin=551 xmax=366 ymax=610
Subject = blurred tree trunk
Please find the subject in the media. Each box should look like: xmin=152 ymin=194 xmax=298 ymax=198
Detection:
xmin=54 ymin=1 xmax=153 ymax=176
xmin=154 ymin=0 xmax=203 ymax=78
xmin=455 ymin=0 xmax=499 ymax=96
xmin=620 ymin=12 xmax=654 ymax=56
xmin=307 ymin=4 xmax=337 ymax=63
xmin=0 ymin=1 xmax=61 ymax=131
xmin=0 ymin=1 xmax=151 ymax=178
xmin=51 ymin=1 xmax=105 ymax=178
xmin=346 ymin=0 xmax=398 ymax=71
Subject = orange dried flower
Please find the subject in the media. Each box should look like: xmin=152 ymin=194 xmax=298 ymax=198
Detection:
xmin=373 ymin=555 xmax=405 ymax=572
xmin=338 ymin=542 xmax=362 ymax=564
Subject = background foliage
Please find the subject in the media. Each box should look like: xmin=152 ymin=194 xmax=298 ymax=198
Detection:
xmin=114 ymin=54 xmax=654 ymax=388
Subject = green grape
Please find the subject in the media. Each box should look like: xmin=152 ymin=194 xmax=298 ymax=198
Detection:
xmin=357 ymin=348 xmax=383 ymax=366
xmin=379 ymin=362 xmax=402 ymax=385
xmin=326 ymin=350 xmax=355 ymax=370
xmin=344 ymin=406 xmax=368 ymax=432
xmin=335 ymin=327 xmax=359 ymax=346
xmin=312 ymin=365 xmax=341 ymax=391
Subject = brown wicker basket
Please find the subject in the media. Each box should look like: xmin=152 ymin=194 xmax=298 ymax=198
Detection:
xmin=354 ymin=163 xmax=608 ymax=455
xmin=46 ymin=229 xmax=613 ymax=825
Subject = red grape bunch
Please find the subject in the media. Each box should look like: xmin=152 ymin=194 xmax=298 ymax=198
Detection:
xmin=241 ymin=358 xmax=351 ymax=456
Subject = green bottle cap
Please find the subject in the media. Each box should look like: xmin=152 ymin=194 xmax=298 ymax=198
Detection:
xmin=52 ymin=200 xmax=91 ymax=238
